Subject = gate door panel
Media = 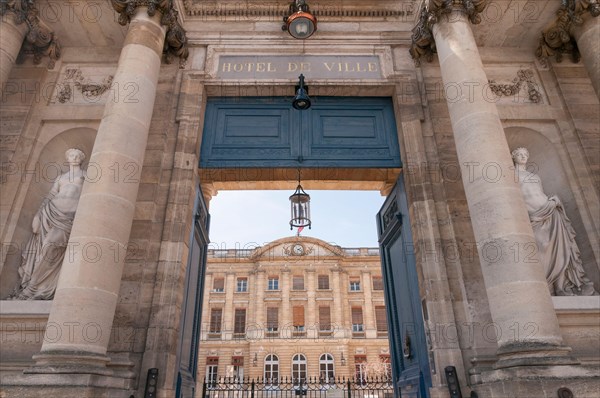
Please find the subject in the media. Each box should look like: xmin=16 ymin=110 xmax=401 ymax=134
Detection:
xmin=377 ymin=174 xmax=431 ymax=398
xmin=175 ymin=187 xmax=210 ymax=398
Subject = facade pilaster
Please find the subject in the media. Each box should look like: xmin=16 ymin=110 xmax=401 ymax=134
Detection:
xmin=255 ymin=270 xmax=266 ymax=328
xmin=27 ymin=1 xmax=187 ymax=374
xmin=411 ymin=1 xmax=577 ymax=369
xmin=361 ymin=271 xmax=375 ymax=338
xmin=331 ymin=269 xmax=343 ymax=332
xmin=306 ymin=269 xmax=317 ymax=339
xmin=224 ymin=272 xmax=235 ymax=340
xmin=281 ymin=269 xmax=291 ymax=333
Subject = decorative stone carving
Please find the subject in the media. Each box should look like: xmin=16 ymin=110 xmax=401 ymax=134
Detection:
xmin=110 ymin=0 xmax=189 ymax=67
xmin=512 ymin=147 xmax=598 ymax=296
xmin=9 ymin=149 xmax=86 ymax=300
xmin=0 ymin=0 xmax=61 ymax=68
xmin=410 ymin=0 xmax=489 ymax=64
xmin=537 ymin=0 xmax=600 ymax=64
xmin=488 ymin=69 xmax=542 ymax=103
xmin=57 ymin=68 xmax=114 ymax=103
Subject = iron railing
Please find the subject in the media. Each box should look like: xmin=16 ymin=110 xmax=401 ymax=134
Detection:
xmin=201 ymin=376 xmax=394 ymax=397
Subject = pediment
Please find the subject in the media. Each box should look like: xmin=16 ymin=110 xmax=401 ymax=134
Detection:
xmin=250 ymin=236 xmax=344 ymax=260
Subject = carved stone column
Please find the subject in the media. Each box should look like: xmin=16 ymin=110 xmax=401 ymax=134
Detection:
xmin=537 ymin=0 xmax=600 ymax=97
xmin=411 ymin=2 xmax=577 ymax=369
xmin=28 ymin=1 xmax=187 ymax=373
xmin=0 ymin=0 xmax=60 ymax=91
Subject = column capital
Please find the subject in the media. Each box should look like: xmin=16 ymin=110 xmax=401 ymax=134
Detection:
xmin=0 ymin=0 xmax=61 ymax=68
xmin=410 ymin=0 xmax=489 ymax=65
xmin=537 ymin=0 xmax=600 ymax=64
xmin=111 ymin=0 xmax=189 ymax=66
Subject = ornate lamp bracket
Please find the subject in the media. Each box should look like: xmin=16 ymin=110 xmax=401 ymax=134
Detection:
xmin=410 ymin=0 xmax=489 ymax=65
xmin=111 ymin=0 xmax=189 ymax=67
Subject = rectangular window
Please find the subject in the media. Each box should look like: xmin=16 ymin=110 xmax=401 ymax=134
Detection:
xmin=266 ymin=307 xmax=279 ymax=336
xmin=318 ymin=275 xmax=330 ymax=290
xmin=231 ymin=357 xmax=244 ymax=381
xmin=206 ymin=357 xmax=219 ymax=387
xmin=209 ymin=308 xmax=222 ymax=336
xmin=354 ymin=356 xmax=367 ymax=384
xmin=319 ymin=306 xmax=331 ymax=332
xmin=213 ymin=277 xmax=225 ymax=292
xmin=293 ymin=306 xmax=305 ymax=336
xmin=372 ymin=276 xmax=384 ymax=291
xmin=375 ymin=306 xmax=388 ymax=336
xmin=267 ymin=276 xmax=279 ymax=290
xmin=236 ymin=277 xmax=248 ymax=292
xmin=380 ymin=355 xmax=392 ymax=379
xmin=234 ymin=308 xmax=246 ymax=337
xmin=351 ymin=307 xmax=364 ymax=336
xmin=349 ymin=277 xmax=361 ymax=291
xmin=292 ymin=275 xmax=304 ymax=290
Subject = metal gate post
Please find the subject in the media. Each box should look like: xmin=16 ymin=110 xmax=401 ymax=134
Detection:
xmin=251 ymin=379 xmax=255 ymax=398
xmin=201 ymin=380 xmax=207 ymax=398
xmin=347 ymin=379 xmax=352 ymax=398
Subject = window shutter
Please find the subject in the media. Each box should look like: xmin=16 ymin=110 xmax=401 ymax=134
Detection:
xmin=372 ymin=276 xmax=384 ymax=290
xmin=210 ymin=308 xmax=222 ymax=333
xmin=319 ymin=306 xmax=331 ymax=330
xmin=293 ymin=275 xmax=304 ymax=290
xmin=351 ymin=307 xmax=363 ymax=325
xmin=267 ymin=307 xmax=278 ymax=328
xmin=213 ymin=277 xmax=225 ymax=290
xmin=234 ymin=308 xmax=246 ymax=334
xmin=293 ymin=306 xmax=305 ymax=327
xmin=318 ymin=275 xmax=329 ymax=289
xmin=232 ymin=356 xmax=244 ymax=366
xmin=375 ymin=306 xmax=388 ymax=331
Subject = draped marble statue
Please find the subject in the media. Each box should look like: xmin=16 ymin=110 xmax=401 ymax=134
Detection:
xmin=512 ymin=147 xmax=597 ymax=296
xmin=10 ymin=148 xmax=86 ymax=300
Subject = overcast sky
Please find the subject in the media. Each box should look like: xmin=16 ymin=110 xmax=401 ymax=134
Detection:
xmin=208 ymin=190 xmax=386 ymax=250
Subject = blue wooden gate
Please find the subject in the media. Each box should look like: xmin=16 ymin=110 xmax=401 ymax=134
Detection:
xmin=377 ymin=175 xmax=431 ymax=398
xmin=175 ymin=187 xmax=210 ymax=397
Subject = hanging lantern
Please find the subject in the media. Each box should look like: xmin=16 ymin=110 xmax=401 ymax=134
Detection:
xmin=289 ymin=171 xmax=311 ymax=230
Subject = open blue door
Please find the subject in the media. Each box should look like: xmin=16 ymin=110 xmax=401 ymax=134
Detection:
xmin=377 ymin=174 xmax=431 ymax=398
xmin=175 ymin=187 xmax=210 ymax=397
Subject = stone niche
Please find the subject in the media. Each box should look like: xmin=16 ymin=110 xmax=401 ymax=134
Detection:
xmin=0 ymin=127 xmax=96 ymax=299
xmin=505 ymin=126 xmax=600 ymax=292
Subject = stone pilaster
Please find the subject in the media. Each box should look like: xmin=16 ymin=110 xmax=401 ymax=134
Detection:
xmin=306 ymin=269 xmax=317 ymax=339
xmin=411 ymin=1 xmax=577 ymax=369
xmin=331 ymin=270 xmax=343 ymax=331
xmin=537 ymin=0 xmax=600 ymax=97
xmin=28 ymin=0 xmax=187 ymax=374
xmin=224 ymin=272 xmax=235 ymax=339
xmin=0 ymin=0 xmax=61 ymax=91
xmin=361 ymin=271 xmax=376 ymax=338
xmin=281 ymin=269 xmax=291 ymax=333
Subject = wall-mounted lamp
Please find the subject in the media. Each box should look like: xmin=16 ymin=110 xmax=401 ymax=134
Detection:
xmin=253 ymin=353 xmax=258 ymax=367
xmin=283 ymin=0 xmax=317 ymax=39
xmin=340 ymin=353 xmax=346 ymax=366
xmin=293 ymin=74 xmax=311 ymax=110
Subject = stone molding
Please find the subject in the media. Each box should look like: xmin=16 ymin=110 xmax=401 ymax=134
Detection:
xmin=410 ymin=0 xmax=488 ymax=65
xmin=110 ymin=0 xmax=189 ymax=66
xmin=182 ymin=0 xmax=413 ymax=19
xmin=0 ymin=0 xmax=61 ymax=68
xmin=537 ymin=0 xmax=600 ymax=65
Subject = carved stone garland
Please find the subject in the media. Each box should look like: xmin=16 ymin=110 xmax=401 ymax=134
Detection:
xmin=110 ymin=0 xmax=189 ymax=67
xmin=537 ymin=0 xmax=600 ymax=64
xmin=0 ymin=0 xmax=61 ymax=68
xmin=410 ymin=0 xmax=488 ymax=65
xmin=488 ymin=69 xmax=542 ymax=103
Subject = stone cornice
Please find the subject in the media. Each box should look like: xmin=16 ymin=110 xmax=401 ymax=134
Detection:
xmin=111 ymin=0 xmax=189 ymax=67
xmin=409 ymin=0 xmax=488 ymax=65
xmin=182 ymin=0 xmax=413 ymax=19
xmin=536 ymin=0 xmax=600 ymax=64
xmin=0 ymin=0 xmax=61 ymax=68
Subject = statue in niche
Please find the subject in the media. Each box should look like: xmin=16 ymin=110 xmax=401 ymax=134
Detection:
xmin=512 ymin=147 xmax=597 ymax=296
xmin=9 ymin=148 xmax=86 ymax=300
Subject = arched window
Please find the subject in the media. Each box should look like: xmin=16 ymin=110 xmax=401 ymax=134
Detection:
xmin=319 ymin=353 xmax=335 ymax=383
xmin=291 ymin=354 xmax=307 ymax=386
xmin=264 ymin=354 xmax=279 ymax=386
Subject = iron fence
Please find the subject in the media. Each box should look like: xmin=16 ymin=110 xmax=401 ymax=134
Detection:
xmin=201 ymin=377 xmax=395 ymax=398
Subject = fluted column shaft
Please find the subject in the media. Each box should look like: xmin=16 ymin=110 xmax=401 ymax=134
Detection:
xmin=31 ymin=7 xmax=166 ymax=372
xmin=0 ymin=14 xmax=28 ymax=91
xmin=433 ymin=10 xmax=574 ymax=368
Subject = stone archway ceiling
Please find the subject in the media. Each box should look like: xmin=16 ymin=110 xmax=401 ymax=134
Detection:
xmin=0 ymin=0 xmax=61 ymax=68
xmin=111 ymin=0 xmax=189 ymax=66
